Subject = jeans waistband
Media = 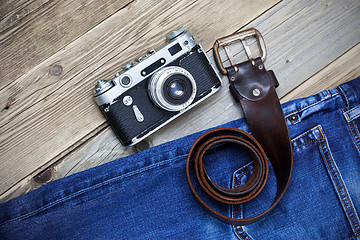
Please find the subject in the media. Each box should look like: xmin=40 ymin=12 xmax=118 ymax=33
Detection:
xmin=281 ymin=77 xmax=360 ymax=126
xmin=1 ymin=77 xmax=359 ymax=227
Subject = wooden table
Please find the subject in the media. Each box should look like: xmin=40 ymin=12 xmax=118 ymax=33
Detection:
xmin=0 ymin=0 xmax=359 ymax=203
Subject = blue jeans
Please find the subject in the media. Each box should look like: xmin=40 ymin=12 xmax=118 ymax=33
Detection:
xmin=1 ymin=77 xmax=360 ymax=240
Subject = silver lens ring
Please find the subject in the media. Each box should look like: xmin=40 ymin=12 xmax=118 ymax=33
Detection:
xmin=148 ymin=66 xmax=197 ymax=112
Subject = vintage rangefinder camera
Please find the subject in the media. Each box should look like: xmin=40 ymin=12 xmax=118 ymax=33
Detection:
xmin=94 ymin=28 xmax=222 ymax=147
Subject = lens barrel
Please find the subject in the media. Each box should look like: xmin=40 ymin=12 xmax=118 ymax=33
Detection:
xmin=148 ymin=66 xmax=197 ymax=112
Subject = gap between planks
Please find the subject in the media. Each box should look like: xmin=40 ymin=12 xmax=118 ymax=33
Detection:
xmin=1 ymin=0 xmax=360 ymax=203
xmin=0 ymin=0 xmax=283 ymax=196
xmin=2 ymin=41 xmax=359 ymax=204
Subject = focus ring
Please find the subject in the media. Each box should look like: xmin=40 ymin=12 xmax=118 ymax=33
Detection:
xmin=148 ymin=66 xmax=197 ymax=112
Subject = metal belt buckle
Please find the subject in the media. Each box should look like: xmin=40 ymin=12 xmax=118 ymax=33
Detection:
xmin=213 ymin=28 xmax=267 ymax=74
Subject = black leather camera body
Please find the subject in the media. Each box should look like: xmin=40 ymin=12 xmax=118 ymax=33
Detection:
xmin=94 ymin=28 xmax=222 ymax=147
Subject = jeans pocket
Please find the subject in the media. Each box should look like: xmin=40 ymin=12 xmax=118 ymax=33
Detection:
xmin=232 ymin=125 xmax=360 ymax=240
xmin=343 ymin=105 xmax=360 ymax=153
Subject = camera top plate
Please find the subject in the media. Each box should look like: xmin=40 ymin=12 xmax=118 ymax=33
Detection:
xmin=94 ymin=30 xmax=197 ymax=107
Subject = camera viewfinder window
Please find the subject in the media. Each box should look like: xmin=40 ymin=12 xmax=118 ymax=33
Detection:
xmin=169 ymin=43 xmax=182 ymax=56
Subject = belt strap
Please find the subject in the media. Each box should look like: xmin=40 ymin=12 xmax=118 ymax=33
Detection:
xmin=186 ymin=29 xmax=293 ymax=226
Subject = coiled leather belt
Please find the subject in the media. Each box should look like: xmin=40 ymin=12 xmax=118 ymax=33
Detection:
xmin=186 ymin=29 xmax=293 ymax=226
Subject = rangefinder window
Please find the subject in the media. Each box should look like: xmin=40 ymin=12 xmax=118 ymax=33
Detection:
xmin=168 ymin=43 xmax=182 ymax=56
xmin=94 ymin=28 xmax=222 ymax=146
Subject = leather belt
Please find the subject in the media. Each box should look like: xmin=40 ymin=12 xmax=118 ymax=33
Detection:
xmin=186 ymin=28 xmax=293 ymax=226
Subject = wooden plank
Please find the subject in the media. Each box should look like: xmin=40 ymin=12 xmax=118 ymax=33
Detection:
xmin=282 ymin=43 xmax=360 ymax=102
xmin=0 ymin=0 xmax=28 ymax=20
xmin=142 ymin=0 xmax=360 ymax=142
xmin=0 ymin=0 xmax=134 ymax=88
xmin=1 ymin=0 xmax=360 ymax=203
xmin=2 ymin=42 xmax=359 ymax=205
xmin=0 ymin=0 xmax=281 ymax=198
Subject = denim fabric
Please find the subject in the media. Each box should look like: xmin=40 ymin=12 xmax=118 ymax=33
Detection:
xmin=1 ymin=77 xmax=360 ymax=240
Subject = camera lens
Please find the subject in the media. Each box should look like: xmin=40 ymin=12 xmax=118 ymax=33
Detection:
xmin=148 ymin=66 xmax=197 ymax=112
xmin=168 ymin=80 xmax=186 ymax=99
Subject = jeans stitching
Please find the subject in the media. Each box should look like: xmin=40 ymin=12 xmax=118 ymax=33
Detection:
xmin=235 ymin=191 xmax=245 ymax=240
xmin=347 ymin=232 xmax=360 ymax=240
xmin=353 ymin=121 xmax=360 ymax=144
xmin=232 ymin=127 xmax=323 ymax=240
xmin=0 ymin=154 xmax=188 ymax=227
xmin=234 ymin=174 xmax=252 ymax=240
xmin=285 ymin=92 xmax=340 ymax=117
xmin=317 ymin=127 xmax=360 ymax=235
xmin=235 ymin=170 xmax=253 ymax=181
xmin=345 ymin=105 xmax=360 ymax=121
xmin=235 ymin=228 xmax=245 ymax=240
xmin=349 ymin=121 xmax=360 ymax=151
xmin=342 ymin=109 xmax=360 ymax=152
xmin=235 ymin=203 xmax=243 ymax=240
xmin=319 ymin=127 xmax=360 ymax=231
xmin=350 ymin=112 xmax=360 ymax=121
xmin=234 ymin=162 xmax=254 ymax=174
xmin=285 ymin=98 xmax=323 ymax=116
xmin=293 ymin=139 xmax=318 ymax=150
xmin=291 ymin=126 xmax=321 ymax=142
xmin=339 ymin=85 xmax=350 ymax=108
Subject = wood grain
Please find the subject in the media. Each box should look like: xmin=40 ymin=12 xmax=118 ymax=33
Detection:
xmin=0 ymin=0 xmax=28 ymax=20
xmin=2 ymin=42 xmax=359 ymax=204
xmin=0 ymin=0 xmax=280 ymax=197
xmin=0 ymin=0 xmax=134 ymax=89
xmin=282 ymin=43 xmax=360 ymax=102
xmin=145 ymin=0 xmax=360 ymax=142
xmin=1 ymin=0 xmax=359 ymax=203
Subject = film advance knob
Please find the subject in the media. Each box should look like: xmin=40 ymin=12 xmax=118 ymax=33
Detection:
xmin=94 ymin=80 xmax=113 ymax=95
xmin=166 ymin=27 xmax=186 ymax=42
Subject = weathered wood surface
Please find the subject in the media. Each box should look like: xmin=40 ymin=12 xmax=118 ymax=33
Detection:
xmin=0 ymin=0 xmax=134 ymax=87
xmin=0 ymin=0 xmax=281 ymax=200
xmin=0 ymin=0 xmax=359 ymax=203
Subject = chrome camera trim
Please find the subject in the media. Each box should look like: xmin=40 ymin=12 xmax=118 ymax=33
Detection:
xmin=148 ymin=66 xmax=197 ymax=112
xmin=94 ymin=30 xmax=197 ymax=106
xmin=129 ymin=84 xmax=221 ymax=147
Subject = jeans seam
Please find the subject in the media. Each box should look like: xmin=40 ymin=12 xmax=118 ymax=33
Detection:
xmin=339 ymin=85 xmax=351 ymax=108
xmin=234 ymin=205 xmax=246 ymax=240
xmin=234 ymin=162 xmax=254 ymax=175
xmin=286 ymin=99 xmax=323 ymax=116
xmin=285 ymin=93 xmax=340 ymax=117
xmin=316 ymin=127 xmax=360 ymax=235
xmin=342 ymin=109 xmax=360 ymax=152
xmin=291 ymin=126 xmax=320 ymax=142
xmin=0 ymin=154 xmax=188 ymax=227
xmin=293 ymin=139 xmax=318 ymax=150
xmin=234 ymin=174 xmax=253 ymax=240
xmin=350 ymin=112 xmax=360 ymax=121
xmin=347 ymin=233 xmax=360 ymax=240
xmin=345 ymin=105 xmax=360 ymax=121
xmin=353 ymin=121 xmax=360 ymax=144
